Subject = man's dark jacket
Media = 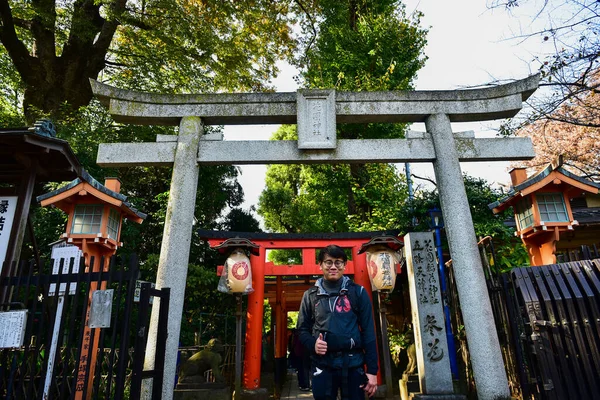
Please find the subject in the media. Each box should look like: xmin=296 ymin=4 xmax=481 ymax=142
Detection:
xmin=297 ymin=275 xmax=379 ymax=374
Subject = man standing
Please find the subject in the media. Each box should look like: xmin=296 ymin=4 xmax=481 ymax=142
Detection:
xmin=297 ymin=245 xmax=379 ymax=399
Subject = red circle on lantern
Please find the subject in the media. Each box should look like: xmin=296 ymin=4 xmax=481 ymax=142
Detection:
xmin=231 ymin=261 xmax=249 ymax=280
xmin=368 ymin=260 xmax=378 ymax=278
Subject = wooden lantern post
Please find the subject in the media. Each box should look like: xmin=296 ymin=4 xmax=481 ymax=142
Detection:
xmin=38 ymin=172 xmax=145 ymax=400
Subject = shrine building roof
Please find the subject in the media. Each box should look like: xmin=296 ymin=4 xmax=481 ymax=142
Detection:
xmin=0 ymin=121 xmax=82 ymax=183
xmin=489 ymin=162 xmax=600 ymax=213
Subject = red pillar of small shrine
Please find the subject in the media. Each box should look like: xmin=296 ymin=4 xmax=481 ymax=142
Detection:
xmin=352 ymin=245 xmax=383 ymax=385
xmin=244 ymin=247 xmax=266 ymax=389
xmin=275 ymin=277 xmax=287 ymax=359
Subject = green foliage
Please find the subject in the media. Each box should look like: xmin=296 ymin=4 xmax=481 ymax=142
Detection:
xmin=180 ymin=264 xmax=238 ymax=345
xmin=494 ymin=243 xmax=530 ymax=272
xmin=263 ymin=300 xmax=272 ymax=333
xmin=267 ymin=249 xmax=303 ymax=265
xmin=0 ymin=50 xmax=23 ymax=123
xmin=1 ymin=0 xmax=297 ymax=120
xmin=299 ymin=1 xmax=427 ymax=92
xmin=288 ymin=311 xmax=299 ymax=329
xmin=387 ymin=325 xmax=413 ymax=366
xmin=258 ymin=1 xmax=427 ymax=234
xmin=409 ymin=175 xmax=529 ymax=272
xmin=258 ymin=125 xmax=411 ymax=233
xmin=109 ymin=0 xmax=296 ymax=93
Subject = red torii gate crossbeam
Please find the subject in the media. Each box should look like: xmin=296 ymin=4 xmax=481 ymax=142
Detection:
xmin=200 ymin=230 xmax=402 ymax=391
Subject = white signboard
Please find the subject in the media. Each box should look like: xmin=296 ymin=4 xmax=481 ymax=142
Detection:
xmin=49 ymin=245 xmax=82 ymax=296
xmin=0 ymin=310 xmax=27 ymax=348
xmin=89 ymin=289 xmax=114 ymax=328
xmin=0 ymin=196 xmax=18 ymax=271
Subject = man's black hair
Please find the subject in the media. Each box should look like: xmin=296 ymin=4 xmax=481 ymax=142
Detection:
xmin=318 ymin=245 xmax=347 ymax=263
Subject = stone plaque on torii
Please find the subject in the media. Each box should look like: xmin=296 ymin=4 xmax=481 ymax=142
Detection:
xmin=91 ymin=75 xmax=539 ymax=400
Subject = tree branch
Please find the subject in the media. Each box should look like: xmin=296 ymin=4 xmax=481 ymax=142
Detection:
xmin=30 ymin=0 xmax=57 ymax=60
xmin=294 ymin=0 xmax=317 ymax=67
xmin=411 ymin=173 xmax=437 ymax=187
xmin=92 ymin=0 xmax=128 ymax=57
xmin=0 ymin=0 xmax=36 ymax=80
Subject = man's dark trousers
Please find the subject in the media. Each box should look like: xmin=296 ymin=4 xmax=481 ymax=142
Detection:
xmin=311 ymin=365 xmax=368 ymax=399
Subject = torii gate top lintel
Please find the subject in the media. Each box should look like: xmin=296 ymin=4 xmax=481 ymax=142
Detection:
xmin=90 ymin=74 xmax=539 ymax=126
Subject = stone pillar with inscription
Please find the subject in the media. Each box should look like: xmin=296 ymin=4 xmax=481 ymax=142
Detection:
xmin=404 ymin=232 xmax=464 ymax=399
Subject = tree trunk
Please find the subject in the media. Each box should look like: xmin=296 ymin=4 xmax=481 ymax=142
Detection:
xmin=22 ymin=56 xmax=101 ymax=123
xmin=0 ymin=0 xmax=123 ymax=123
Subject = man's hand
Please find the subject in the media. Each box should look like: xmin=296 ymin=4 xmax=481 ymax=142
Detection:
xmin=314 ymin=333 xmax=327 ymax=355
xmin=360 ymin=373 xmax=377 ymax=398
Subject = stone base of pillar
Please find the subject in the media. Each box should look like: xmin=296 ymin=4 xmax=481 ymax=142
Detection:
xmin=234 ymin=388 xmax=268 ymax=400
xmin=410 ymin=395 xmax=466 ymax=400
xmin=173 ymin=383 xmax=230 ymax=400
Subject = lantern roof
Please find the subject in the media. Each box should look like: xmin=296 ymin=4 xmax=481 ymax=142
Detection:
xmin=37 ymin=170 xmax=146 ymax=223
xmin=212 ymin=237 xmax=261 ymax=256
xmin=489 ymin=160 xmax=600 ymax=214
xmin=357 ymin=235 xmax=404 ymax=254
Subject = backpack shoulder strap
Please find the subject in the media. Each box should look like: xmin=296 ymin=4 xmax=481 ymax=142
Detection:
xmin=306 ymin=287 xmax=319 ymax=312
xmin=345 ymin=281 xmax=363 ymax=315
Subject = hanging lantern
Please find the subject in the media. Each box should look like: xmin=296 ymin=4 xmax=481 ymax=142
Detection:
xmin=212 ymin=238 xmax=259 ymax=295
xmin=358 ymin=236 xmax=404 ymax=293
xmin=366 ymin=245 xmax=401 ymax=292
xmin=219 ymin=248 xmax=254 ymax=294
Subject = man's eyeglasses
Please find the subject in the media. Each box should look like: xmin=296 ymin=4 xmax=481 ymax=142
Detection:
xmin=322 ymin=260 xmax=346 ymax=268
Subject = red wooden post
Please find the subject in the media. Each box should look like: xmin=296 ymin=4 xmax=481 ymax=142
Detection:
xmin=352 ymin=245 xmax=383 ymax=385
xmin=244 ymin=247 xmax=265 ymax=389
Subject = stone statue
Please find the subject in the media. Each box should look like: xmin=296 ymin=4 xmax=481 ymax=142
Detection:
xmin=404 ymin=343 xmax=417 ymax=375
xmin=178 ymin=338 xmax=225 ymax=383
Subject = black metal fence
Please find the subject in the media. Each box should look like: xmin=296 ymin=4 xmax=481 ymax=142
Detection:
xmin=447 ymin=242 xmax=600 ymax=399
xmin=0 ymin=255 xmax=169 ymax=400
xmin=505 ymin=259 xmax=600 ymax=399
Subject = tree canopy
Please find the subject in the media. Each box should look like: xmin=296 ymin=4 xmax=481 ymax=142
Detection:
xmin=0 ymin=0 xmax=296 ymax=343
xmin=0 ymin=0 xmax=295 ymax=121
xmin=258 ymin=0 xmax=428 ymax=234
xmin=514 ymin=72 xmax=600 ymax=180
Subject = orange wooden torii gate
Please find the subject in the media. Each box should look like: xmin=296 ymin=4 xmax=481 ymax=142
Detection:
xmin=200 ymin=230 xmax=400 ymax=391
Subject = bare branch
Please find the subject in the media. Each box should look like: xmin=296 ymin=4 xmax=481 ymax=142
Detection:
xmin=411 ymin=173 xmax=437 ymax=187
xmin=294 ymin=0 xmax=318 ymax=67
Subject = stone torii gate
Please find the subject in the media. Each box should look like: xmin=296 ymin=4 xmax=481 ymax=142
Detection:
xmin=90 ymin=75 xmax=539 ymax=400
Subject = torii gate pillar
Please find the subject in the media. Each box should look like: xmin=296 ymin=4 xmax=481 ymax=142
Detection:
xmin=142 ymin=117 xmax=203 ymax=397
xmin=427 ymin=114 xmax=508 ymax=398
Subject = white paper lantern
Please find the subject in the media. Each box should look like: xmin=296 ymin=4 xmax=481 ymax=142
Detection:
xmin=366 ymin=245 xmax=400 ymax=292
xmin=219 ymin=248 xmax=253 ymax=294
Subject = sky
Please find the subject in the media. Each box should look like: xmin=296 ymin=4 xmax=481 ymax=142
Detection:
xmin=224 ymin=0 xmax=554 ymax=219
